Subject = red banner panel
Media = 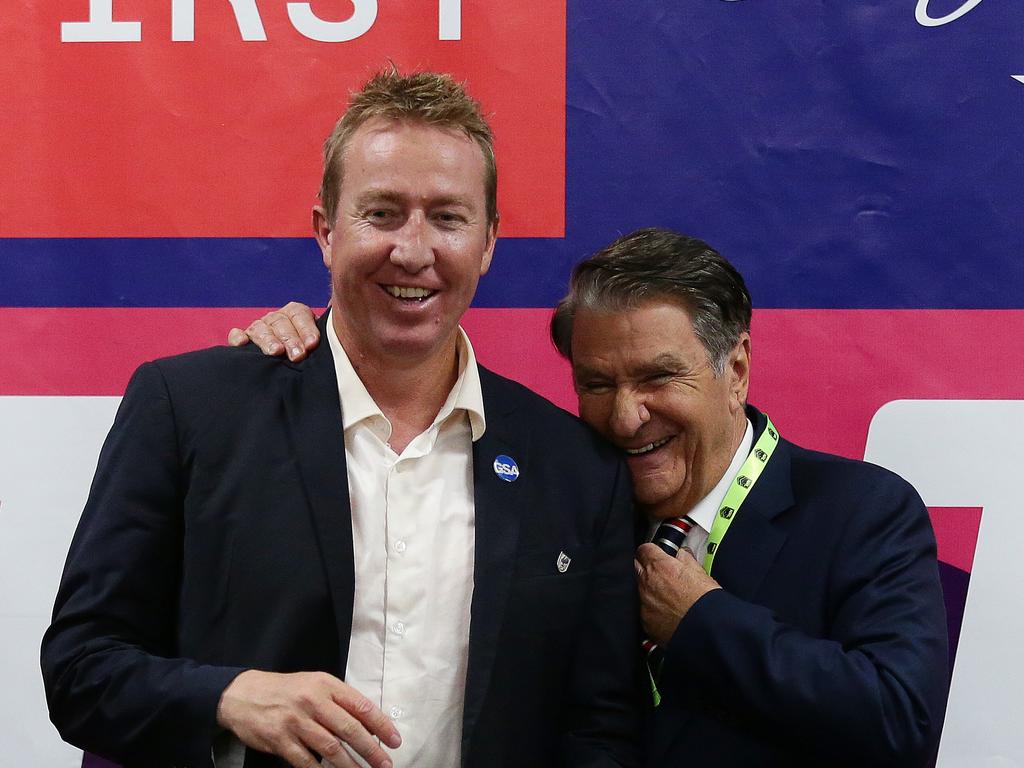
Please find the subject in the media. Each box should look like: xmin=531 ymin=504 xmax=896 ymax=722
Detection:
xmin=0 ymin=1 xmax=565 ymax=237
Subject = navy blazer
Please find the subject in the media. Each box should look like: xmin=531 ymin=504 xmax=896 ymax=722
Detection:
xmin=646 ymin=406 xmax=948 ymax=767
xmin=41 ymin=321 xmax=642 ymax=768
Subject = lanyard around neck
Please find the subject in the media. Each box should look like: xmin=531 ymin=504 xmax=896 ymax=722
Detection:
xmin=701 ymin=414 xmax=779 ymax=576
xmin=646 ymin=415 xmax=779 ymax=708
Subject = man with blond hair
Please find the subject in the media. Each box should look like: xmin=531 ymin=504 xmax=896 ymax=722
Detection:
xmin=42 ymin=70 xmax=641 ymax=768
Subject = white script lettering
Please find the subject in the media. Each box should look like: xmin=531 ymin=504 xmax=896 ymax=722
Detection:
xmin=915 ymin=0 xmax=985 ymax=27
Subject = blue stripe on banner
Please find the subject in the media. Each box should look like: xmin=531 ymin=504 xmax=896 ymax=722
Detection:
xmin=2 ymin=236 xmax=1021 ymax=309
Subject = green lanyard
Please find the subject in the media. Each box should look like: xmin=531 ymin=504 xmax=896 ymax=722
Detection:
xmin=702 ymin=414 xmax=779 ymax=576
xmin=648 ymin=415 xmax=779 ymax=707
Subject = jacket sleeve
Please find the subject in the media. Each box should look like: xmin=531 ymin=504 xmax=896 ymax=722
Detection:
xmin=663 ymin=475 xmax=948 ymax=767
xmin=40 ymin=361 xmax=245 ymax=767
xmin=562 ymin=457 xmax=644 ymax=767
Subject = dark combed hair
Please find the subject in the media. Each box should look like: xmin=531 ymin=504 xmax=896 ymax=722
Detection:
xmin=551 ymin=227 xmax=752 ymax=374
xmin=319 ymin=67 xmax=498 ymax=228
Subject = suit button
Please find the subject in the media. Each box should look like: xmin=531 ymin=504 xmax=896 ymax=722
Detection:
xmin=390 ymin=705 xmax=403 ymax=719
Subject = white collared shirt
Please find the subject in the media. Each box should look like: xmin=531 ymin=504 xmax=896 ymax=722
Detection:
xmin=327 ymin=318 xmax=485 ymax=768
xmin=213 ymin=327 xmax=485 ymax=768
xmin=648 ymin=418 xmax=754 ymax=562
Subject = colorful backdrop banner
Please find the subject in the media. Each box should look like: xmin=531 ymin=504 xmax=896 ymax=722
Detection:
xmin=1 ymin=1 xmax=1022 ymax=766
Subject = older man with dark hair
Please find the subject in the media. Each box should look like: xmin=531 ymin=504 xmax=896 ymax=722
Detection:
xmin=553 ymin=227 xmax=948 ymax=767
xmin=41 ymin=70 xmax=641 ymax=768
xmin=250 ymin=226 xmax=949 ymax=767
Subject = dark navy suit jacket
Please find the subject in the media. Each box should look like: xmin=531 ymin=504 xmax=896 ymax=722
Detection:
xmin=41 ymin=319 xmax=642 ymax=768
xmin=646 ymin=406 xmax=948 ymax=767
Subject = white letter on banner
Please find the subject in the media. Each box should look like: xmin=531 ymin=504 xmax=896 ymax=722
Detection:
xmin=172 ymin=0 xmax=267 ymax=42
xmin=287 ymin=0 xmax=377 ymax=42
xmin=865 ymin=400 xmax=1024 ymax=766
xmin=61 ymin=0 xmax=141 ymax=42
xmin=439 ymin=0 xmax=461 ymax=40
xmin=915 ymin=0 xmax=985 ymax=26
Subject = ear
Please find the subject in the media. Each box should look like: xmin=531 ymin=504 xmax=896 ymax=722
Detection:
xmin=312 ymin=205 xmax=333 ymax=268
xmin=728 ymin=333 xmax=751 ymax=411
xmin=479 ymin=218 xmax=498 ymax=276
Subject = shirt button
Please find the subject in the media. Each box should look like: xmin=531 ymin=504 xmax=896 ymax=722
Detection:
xmin=390 ymin=706 xmax=403 ymax=719
xmin=392 ymin=621 xmax=405 ymax=636
xmin=394 ymin=540 xmax=407 ymax=553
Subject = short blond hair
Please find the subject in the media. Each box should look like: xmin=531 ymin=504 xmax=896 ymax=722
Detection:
xmin=319 ymin=68 xmax=498 ymax=228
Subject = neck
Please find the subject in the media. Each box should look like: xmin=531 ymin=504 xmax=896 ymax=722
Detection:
xmin=332 ymin=314 xmax=460 ymax=454
xmin=701 ymin=408 xmax=750 ymax=496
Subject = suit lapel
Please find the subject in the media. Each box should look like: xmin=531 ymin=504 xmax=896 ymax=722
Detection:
xmin=461 ymin=369 xmax=529 ymax=756
xmin=651 ymin=408 xmax=796 ymax=767
xmin=281 ymin=316 xmax=356 ymax=672
xmin=710 ymin=407 xmax=795 ymax=601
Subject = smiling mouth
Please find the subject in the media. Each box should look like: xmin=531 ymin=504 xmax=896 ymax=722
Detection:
xmin=383 ymin=285 xmax=436 ymax=301
xmin=624 ymin=436 xmax=673 ymax=456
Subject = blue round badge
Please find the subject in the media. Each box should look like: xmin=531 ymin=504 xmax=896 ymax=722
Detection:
xmin=493 ymin=455 xmax=520 ymax=482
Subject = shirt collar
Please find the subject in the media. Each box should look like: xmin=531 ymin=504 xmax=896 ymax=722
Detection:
xmin=326 ymin=313 xmax=486 ymax=442
xmin=686 ymin=417 xmax=754 ymax=533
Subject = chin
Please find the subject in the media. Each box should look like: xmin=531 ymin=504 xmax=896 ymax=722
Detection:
xmin=377 ymin=331 xmax=451 ymax=359
xmin=633 ymin=486 xmax=670 ymax=510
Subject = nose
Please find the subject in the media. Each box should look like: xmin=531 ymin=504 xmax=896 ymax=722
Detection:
xmin=609 ymin=387 xmax=651 ymax=438
xmin=390 ymin=212 xmax=435 ymax=273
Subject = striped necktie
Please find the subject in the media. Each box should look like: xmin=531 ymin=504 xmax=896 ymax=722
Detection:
xmin=642 ymin=516 xmax=696 ymax=675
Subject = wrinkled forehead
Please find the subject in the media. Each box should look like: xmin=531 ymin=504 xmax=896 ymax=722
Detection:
xmin=569 ymin=302 xmax=704 ymax=372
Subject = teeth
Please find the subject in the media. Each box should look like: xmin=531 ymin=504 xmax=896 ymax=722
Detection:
xmin=625 ymin=436 xmax=672 ymax=456
xmin=385 ymin=285 xmax=434 ymax=299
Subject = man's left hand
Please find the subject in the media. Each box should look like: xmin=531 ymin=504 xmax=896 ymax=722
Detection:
xmin=227 ymin=302 xmax=321 ymax=361
xmin=635 ymin=543 xmax=721 ymax=647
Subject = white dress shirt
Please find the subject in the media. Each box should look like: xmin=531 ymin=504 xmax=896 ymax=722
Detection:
xmin=328 ymin=319 xmax=485 ymax=768
xmin=212 ymin=325 xmax=485 ymax=768
xmin=648 ymin=418 xmax=754 ymax=563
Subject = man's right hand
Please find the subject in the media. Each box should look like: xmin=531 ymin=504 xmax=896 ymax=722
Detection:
xmin=217 ymin=670 xmax=401 ymax=768
xmin=227 ymin=302 xmax=321 ymax=362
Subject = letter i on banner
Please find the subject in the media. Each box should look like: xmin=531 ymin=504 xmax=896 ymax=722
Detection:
xmin=61 ymin=0 xmax=141 ymax=42
xmin=439 ymin=0 xmax=461 ymax=39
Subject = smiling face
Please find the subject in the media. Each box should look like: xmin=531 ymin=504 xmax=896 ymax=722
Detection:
xmin=571 ymin=301 xmax=750 ymax=519
xmin=314 ymin=117 xmax=497 ymax=367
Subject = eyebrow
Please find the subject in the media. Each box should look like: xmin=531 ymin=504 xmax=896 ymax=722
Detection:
xmin=645 ymin=353 xmax=687 ymax=372
xmin=353 ymin=189 xmax=476 ymax=211
xmin=353 ymin=189 xmax=404 ymax=208
xmin=573 ymin=353 xmax=689 ymax=380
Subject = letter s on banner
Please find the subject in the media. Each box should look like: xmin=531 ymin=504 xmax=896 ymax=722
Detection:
xmin=287 ymin=0 xmax=378 ymax=42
